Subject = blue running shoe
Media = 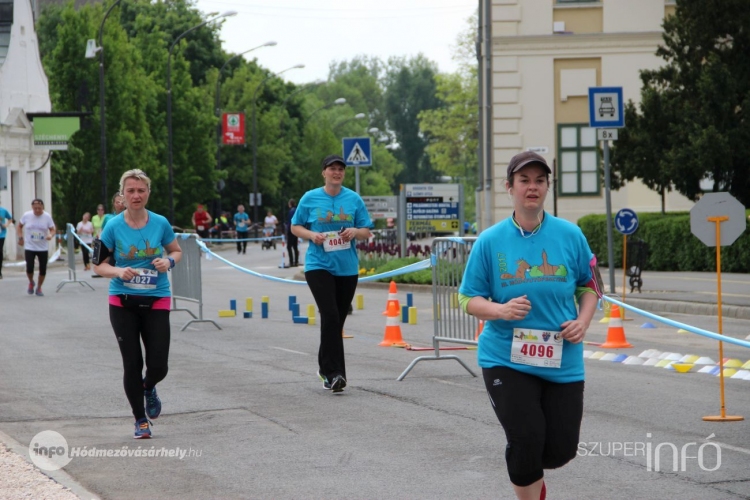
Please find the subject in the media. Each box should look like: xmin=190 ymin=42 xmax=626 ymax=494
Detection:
xmin=27 ymin=281 xmax=35 ymax=295
xmin=330 ymin=375 xmax=346 ymax=393
xmin=133 ymin=418 xmax=152 ymax=439
xmin=317 ymin=371 xmax=331 ymax=390
xmin=144 ymin=386 xmax=162 ymax=419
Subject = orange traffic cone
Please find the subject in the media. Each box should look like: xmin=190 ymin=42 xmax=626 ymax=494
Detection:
xmin=474 ymin=320 xmax=485 ymax=341
xmin=600 ymin=304 xmax=633 ymax=348
xmin=382 ymin=280 xmax=401 ymax=315
xmin=379 ymin=301 xmax=407 ymax=347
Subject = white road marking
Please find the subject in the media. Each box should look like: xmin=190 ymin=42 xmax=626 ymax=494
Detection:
xmin=269 ymin=346 xmax=309 ymax=356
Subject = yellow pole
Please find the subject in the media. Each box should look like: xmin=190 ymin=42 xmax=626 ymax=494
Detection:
xmin=703 ymin=215 xmax=743 ymax=422
xmin=621 ymin=235 xmax=627 ymax=320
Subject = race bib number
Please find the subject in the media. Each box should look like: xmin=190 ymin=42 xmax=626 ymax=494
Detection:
xmin=29 ymin=231 xmax=46 ymax=241
xmin=510 ymin=328 xmax=563 ymax=368
xmin=237 ymin=221 xmax=246 ymax=229
xmin=123 ymin=268 xmax=158 ymax=290
xmin=323 ymin=231 xmax=351 ymax=252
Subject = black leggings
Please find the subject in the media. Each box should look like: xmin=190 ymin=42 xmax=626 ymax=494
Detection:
xmin=305 ymin=270 xmax=358 ymax=380
xmin=109 ymin=304 xmax=171 ymax=420
xmin=25 ymin=250 xmax=48 ymax=275
xmin=81 ymin=245 xmax=90 ymax=266
xmin=287 ymin=232 xmax=299 ymax=265
xmin=0 ymin=238 xmax=5 ymax=273
xmin=236 ymin=231 xmax=248 ymax=253
xmin=482 ymin=367 xmax=584 ymax=487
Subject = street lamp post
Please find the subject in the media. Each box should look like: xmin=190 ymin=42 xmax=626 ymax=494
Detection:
xmin=215 ymin=41 xmax=276 ymax=217
xmin=251 ymin=64 xmax=304 ymax=228
xmin=95 ymin=0 xmax=124 ymax=208
xmin=167 ymin=10 xmax=237 ymax=224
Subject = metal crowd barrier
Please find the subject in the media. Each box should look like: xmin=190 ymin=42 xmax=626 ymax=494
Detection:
xmin=171 ymin=234 xmax=221 ymax=331
xmin=56 ymin=223 xmax=94 ymax=293
xmin=398 ymin=237 xmax=479 ymax=380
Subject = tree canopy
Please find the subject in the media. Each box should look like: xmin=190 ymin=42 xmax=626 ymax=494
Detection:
xmin=611 ymin=0 xmax=750 ymax=208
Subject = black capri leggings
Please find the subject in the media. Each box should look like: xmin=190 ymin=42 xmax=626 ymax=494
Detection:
xmin=482 ymin=366 xmax=584 ymax=487
xmin=25 ymin=250 xmax=49 ymax=275
xmin=109 ymin=304 xmax=171 ymax=420
xmin=305 ymin=270 xmax=358 ymax=381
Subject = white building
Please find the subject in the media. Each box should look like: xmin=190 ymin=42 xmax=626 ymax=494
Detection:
xmin=477 ymin=0 xmax=691 ymax=228
xmin=0 ymin=0 xmax=53 ymax=261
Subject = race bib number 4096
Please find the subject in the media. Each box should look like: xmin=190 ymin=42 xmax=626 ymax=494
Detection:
xmin=510 ymin=328 xmax=563 ymax=368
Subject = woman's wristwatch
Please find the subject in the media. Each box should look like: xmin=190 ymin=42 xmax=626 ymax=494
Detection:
xmin=168 ymin=256 xmax=175 ymax=270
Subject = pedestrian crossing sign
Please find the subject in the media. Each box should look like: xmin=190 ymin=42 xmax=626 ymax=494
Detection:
xmin=342 ymin=137 xmax=372 ymax=166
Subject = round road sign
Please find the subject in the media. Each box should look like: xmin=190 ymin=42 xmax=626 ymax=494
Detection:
xmin=690 ymin=192 xmax=747 ymax=247
xmin=615 ymin=208 xmax=639 ymax=235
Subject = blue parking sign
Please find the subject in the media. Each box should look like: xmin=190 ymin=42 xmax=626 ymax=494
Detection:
xmin=342 ymin=137 xmax=372 ymax=166
xmin=589 ymin=87 xmax=624 ymax=128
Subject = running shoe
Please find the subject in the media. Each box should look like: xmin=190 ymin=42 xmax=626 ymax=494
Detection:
xmin=35 ymin=288 xmax=44 ymax=297
xmin=330 ymin=375 xmax=346 ymax=393
xmin=144 ymin=386 xmax=162 ymax=419
xmin=27 ymin=281 xmax=35 ymax=295
xmin=133 ymin=418 xmax=152 ymax=439
xmin=317 ymin=371 xmax=331 ymax=390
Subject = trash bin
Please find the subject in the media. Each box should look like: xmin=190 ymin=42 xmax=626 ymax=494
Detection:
xmin=625 ymin=238 xmax=648 ymax=293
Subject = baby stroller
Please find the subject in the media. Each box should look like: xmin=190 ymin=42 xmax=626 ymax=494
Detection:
xmin=262 ymin=225 xmax=276 ymax=250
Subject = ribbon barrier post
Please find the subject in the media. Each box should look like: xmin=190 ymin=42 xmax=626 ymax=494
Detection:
xmin=702 ymin=215 xmax=742 ymax=422
xmin=56 ymin=224 xmax=95 ymax=292
xmin=172 ymin=234 xmax=221 ymax=331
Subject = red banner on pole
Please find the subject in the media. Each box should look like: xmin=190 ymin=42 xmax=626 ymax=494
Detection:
xmin=222 ymin=112 xmax=245 ymax=145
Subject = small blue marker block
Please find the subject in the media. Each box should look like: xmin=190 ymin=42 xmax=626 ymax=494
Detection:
xmin=708 ymin=366 xmax=721 ymax=376
xmin=291 ymin=303 xmax=300 ymax=317
xmin=406 ymin=293 xmax=413 ymax=308
xmin=261 ymin=302 xmax=269 ymax=319
xmin=243 ymin=311 xmax=252 ymax=319
xmin=401 ymin=305 xmax=409 ymax=323
xmin=230 ymin=299 xmax=237 ymax=311
xmin=292 ymin=316 xmax=308 ymax=324
xmin=611 ymin=354 xmax=628 ymax=363
xmin=640 ymin=322 xmax=656 ymax=329
xmin=288 ymin=295 xmax=297 ymax=311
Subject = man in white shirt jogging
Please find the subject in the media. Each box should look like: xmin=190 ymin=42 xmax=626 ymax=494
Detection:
xmin=17 ymin=199 xmax=56 ymax=296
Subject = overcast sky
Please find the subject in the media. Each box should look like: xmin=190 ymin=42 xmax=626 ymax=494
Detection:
xmin=193 ymin=0 xmax=478 ymax=84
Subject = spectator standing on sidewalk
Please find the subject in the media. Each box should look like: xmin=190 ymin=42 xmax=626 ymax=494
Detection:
xmin=285 ymin=199 xmax=299 ymax=267
xmin=76 ymin=212 xmax=94 ymax=271
xmin=17 ymin=199 xmax=56 ymax=296
xmin=291 ymin=154 xmax=373 ymax=393
xmin=92 ymin=204 xmax=106 ymax=238
xmin=233 ymin=204 xmax=250 ymax=254
xmin=0 ymin=205 xmax=13 ymax=279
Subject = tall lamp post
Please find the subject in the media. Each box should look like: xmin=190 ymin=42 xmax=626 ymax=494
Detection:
xmin=215 ymin=41 xmax=276 ymax=217
xmin=87 ymin=0 xmax=124 ymax=208
xmin=167 ymin=10 xmax=237 ymax=224
xmin=251 ymin=64 xmax=305 ymax=227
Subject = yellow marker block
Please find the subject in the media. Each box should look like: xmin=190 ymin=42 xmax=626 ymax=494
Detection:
xmin=218 ymin=310 xmax=236 ymax=317
xmin=246 ymin=298 xmax=253 ymax=312
xmin=655 ymin=359 xmax=672 ymax=368
xmin=262 ymin=295 xmax=270 ymax=303
xmin=307 ymin=304 xmax=316 ymax=324
xmin=408 ymin=306 xmax=417 ymax=325
xmin=722 ymin=359 xmax=743 ymax=368
xmin=741 ymin=360 xmax=750 ymax=370
xmin=450 ymin=292 xmax=458 ymax=309
xmin=720 ymin=368 xmax=737 ymax=378
xmin=677 ymin=329 xmax=689 ymax=334
xmin=355 ymin=293 xmax=364 ymax=310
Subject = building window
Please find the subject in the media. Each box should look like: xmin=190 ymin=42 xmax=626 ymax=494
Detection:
xmin=557 ymin=124 xmax=599 ymax=196
xmin=0 ymin=0 xmax=12 ymax=26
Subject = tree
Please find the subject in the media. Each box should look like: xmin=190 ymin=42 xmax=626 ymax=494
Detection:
xmin=611 ymin=0 xmax=750 ymax=207
xmin=383 ymin=55 xmax=443 ymax=188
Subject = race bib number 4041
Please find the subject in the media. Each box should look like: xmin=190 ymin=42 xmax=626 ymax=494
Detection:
xmin=323 ymin=231 xmax=351 ymax=252
xmin=510 ymin=328 xmax=563 ymax=368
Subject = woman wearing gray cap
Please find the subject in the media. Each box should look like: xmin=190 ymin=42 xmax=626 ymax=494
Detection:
xmin=458 ymin=151 xmax=598 ymax=499
xmin=291 ymin=154 xmax=373 ymax=393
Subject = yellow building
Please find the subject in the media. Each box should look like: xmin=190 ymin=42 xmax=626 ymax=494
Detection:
xmin=478 ymin=0 xmax=690 ymax=227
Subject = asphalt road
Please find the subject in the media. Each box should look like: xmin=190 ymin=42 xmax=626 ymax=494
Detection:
xmin=1 ymin=240 xmax=749 ymax=499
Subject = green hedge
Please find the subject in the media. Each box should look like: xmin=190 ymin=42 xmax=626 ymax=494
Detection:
xmin=577 ymin=211 xmax=750 ymax=272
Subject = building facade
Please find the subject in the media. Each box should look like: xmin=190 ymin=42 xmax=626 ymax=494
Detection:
xmin=478 ymin=0 xmax=690 ymax=226
xmin=0 ymin=0 xmax=53 ymax=260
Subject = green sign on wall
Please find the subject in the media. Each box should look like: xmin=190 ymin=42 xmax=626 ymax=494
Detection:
xmin=33 ymin=116 xmax=80 ymax=150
